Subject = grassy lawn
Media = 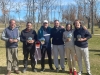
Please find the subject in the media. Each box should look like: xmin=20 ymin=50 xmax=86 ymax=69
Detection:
xmin=0 ymin=23 xmax=100 ymax=75
xmin=0 ymin=35 xmax=100 ymax=75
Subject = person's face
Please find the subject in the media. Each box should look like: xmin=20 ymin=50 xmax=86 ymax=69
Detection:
xmin=74 ymin=21 xmax=81 ymax=29
xmin=9 ymin=20 xmax=16 ymax=29
xmin=43 ymin=22 xmax=48 ymax=28
xmin=26 ymin=23 xmax=32 ymax=30
xmin=66 ymin=25 xmax=71 ymax=31
xmin=54 ymin=21 xmax=60 ymax=27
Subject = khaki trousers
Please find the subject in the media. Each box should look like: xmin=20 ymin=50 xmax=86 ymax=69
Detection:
xmin=6 ymin=48 xmax=18 ymax=71
xmin=65 ymin=46 xmax=76 ymax=70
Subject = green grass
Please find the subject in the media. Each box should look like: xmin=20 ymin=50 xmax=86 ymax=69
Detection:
xmin=88 ymin=35 xmax=100 ymax=75
xmin=0 ymin=35 xmax=100 ymax=75
xmin=0 ymin=23 xmax=100 ymax=75
xmin=87 ymin=26 xmax=100 ymax=34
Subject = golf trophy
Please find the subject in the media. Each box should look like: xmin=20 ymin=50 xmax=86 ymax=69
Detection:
xmin=77 ymin=35 xmax=81 ymax=41
xmin=28 ymin=37 xmax=32 ymax=40
xmin=26 ymin=37 xmax=32 ymax=45
xmin=67 ymin=33 xmax=72 ymax=41
xmin=40 ymin=37 xmax=45 ymax=45
xmin=13 ymin=36 xmax=17 ymax=41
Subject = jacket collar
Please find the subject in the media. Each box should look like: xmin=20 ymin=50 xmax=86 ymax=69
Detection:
xmin=24 ymin=28 xmax=32 ymax=32
xmin=41 ymin=26 xmax=50 ymax=31
xmin=8 ymin=26 xmax=16 ymax=30
xmin=75 ymin=25 xmax=83 ymax=30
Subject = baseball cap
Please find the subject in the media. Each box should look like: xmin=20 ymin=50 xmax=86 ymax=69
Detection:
xmin=43 ymin=20 xmax=48 ymax=23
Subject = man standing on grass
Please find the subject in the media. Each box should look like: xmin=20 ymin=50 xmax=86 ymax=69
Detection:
xmin=20 ymin=22 xmax=37 ymax=73
xmin=1 ymin=19 xmax=20 ymax=75
xmin=38 ymin=20 xmax=54 ymax=72
xmin=51 ymin=20 xmax=65 ymax=72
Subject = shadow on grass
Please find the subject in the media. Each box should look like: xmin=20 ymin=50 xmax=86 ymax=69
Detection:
xmin=18 ymin=59 xmax=52 ymax=65
xmin=0 ymin=46 xmax=22 ymax=48
xmin=94 ymin=54 xmax=100 ymax=56
xmin=0 ymin=66 xmax=6 ymax=74
xmin=82 ymin=73 xmax=87 ymax=75
xmin=89 ymin=49 xmax=100 ymax=52
xmin=40 ymin=69 xmax=69 ymax=74
xmin=18 ymin=58 xmax=68 ymax=73
xmin=18 ymin=58 xmax=67 ymax=65
xmin=18 ymin=67 xmax=69 ymax=73
xmin=0 ymin=59 xmax=67 ymax=74
xmin=0 ymin=66 xmax=33 ymax=74
xmin=18 ymin=59 xmax=68 ymax=73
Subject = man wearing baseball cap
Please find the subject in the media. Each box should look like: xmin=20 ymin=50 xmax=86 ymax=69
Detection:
xmin=38 ymin=20 xmax=54 ymax=72
xmin=43 ymin=20 xmax=48 ymax=23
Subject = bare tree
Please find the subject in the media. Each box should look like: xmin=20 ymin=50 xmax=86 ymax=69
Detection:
xmin=75 ymin=0 xmax=84 ymax=20
xmin=0 ymin=0 xmax=11 ymax=27
xmin=88 ymin=0 xmax=96 ymax=34
xmin=94 ymin=0 xmax=100 ymax=28
xmin=62 ymin=4 xmax=77 ymax=23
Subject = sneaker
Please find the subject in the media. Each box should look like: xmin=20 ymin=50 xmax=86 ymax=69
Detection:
xmin=62 ymin=68 xmax=65 ymax=72
xmin=6 ymin=70 xmax=11 ymax=75
xmin=69 ymin=68 xmax=72 ymax=74
xmin=40 ymin=68 xmax=45 ymax=72
xmin=14 ymin=70 xmax=19 ymax=74
xmin=22 ymin=67 xmax=27 ymax=73
xmin=32 ymin=68 xmax=37 ymax=72
xmin=78 ymin=72 xmax=82 ymax=75
xmin=87 ymin=72 xmax=92 ymax=75
xmin=73 ymin=70 xmax=77 ymax=75
xmin=56 ymin=68 xmax=59 ymax=73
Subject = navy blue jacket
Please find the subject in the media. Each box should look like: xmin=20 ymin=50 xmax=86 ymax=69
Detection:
xmin=74 ymin=26 xmax=92 ymax=48
xmin=38 ymin=26 xmax=51 ymax=48
xmin=51 ymin=26 xmax=65 ymax=45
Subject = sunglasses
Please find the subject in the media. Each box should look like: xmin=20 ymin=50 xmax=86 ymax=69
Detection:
xmin=44 ymin=23 xmax=48 ymax=24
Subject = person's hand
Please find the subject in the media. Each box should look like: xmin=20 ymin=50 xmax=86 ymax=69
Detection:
xmin=83 ymin=26 xmax=87 ymax=30
xmin=9 ymin=39 xmax=14 ymax=43
xmin=30 ymin=40 xmax=34 ymax=43
xmin=13 ymin=39 xmax=18 ymax=42
xmin=78 ymin=38 xmax=87 ymax=42
xmin=26 ymin=40 xmax=30 ymax=43
xmin=27 ymin=40 xmax=34 ymax=44
xmin=66 ymin=38 xmax=71 ymax=42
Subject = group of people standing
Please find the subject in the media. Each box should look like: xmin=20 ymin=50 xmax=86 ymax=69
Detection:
xmin=1 ymin=19 xmax=92 ymax=75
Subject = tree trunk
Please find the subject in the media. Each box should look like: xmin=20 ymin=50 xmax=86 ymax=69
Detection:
xmin=88 ymin=19 xmax=91 ymax=29
xmin=98 ymin=22 xmax=100 ymax=28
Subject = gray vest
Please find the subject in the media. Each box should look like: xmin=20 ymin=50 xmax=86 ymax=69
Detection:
xmin=5 ymin=27 xmax=18 ymax=48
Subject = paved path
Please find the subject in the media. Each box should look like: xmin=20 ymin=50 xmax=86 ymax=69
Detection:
xmin=94 ymin=34 xmax=100 ymax=35
xmin=0 ymin=28 xmax=4 ymax=29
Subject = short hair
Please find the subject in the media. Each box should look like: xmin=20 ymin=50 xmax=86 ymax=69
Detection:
xmin=9 ymin=19 xmax=15 ymax=24
xmin=26 ymin=22 xmax=32 ymax=25
xmin=54 ymin=20 xmax=59 ymax=23
xmin=66 ymin=23 xmax=72 ymax=30
xmin=73 ymin=19 xmax=82 ymax=26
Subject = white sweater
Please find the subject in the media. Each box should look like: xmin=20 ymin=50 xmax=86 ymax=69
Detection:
xmin=63 ymin=30 xmax=74 ymax=48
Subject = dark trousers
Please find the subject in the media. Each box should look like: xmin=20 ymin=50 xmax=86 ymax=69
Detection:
xmin=41 ymin=46 xmax=53 ymax=69
xmin=23 ymin=47 xmax=35 ymax=69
